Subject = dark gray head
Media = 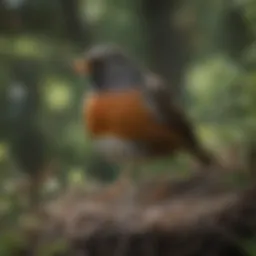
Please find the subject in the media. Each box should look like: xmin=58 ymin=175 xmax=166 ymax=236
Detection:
xmin=73 ymin=44 xmax=144 ymax=92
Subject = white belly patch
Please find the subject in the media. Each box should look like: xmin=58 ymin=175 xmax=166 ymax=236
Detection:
xmin=92 ymin=136 xmax=143 ymax=162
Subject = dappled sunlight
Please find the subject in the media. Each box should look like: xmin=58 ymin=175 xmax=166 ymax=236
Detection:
xmin=43 ymin=78 xmax=73 ymax=112
xmin=0 ymin=0 xmax=256 ymax=255
xmin=84 ymin=0 xmax=107 ymax=23
xmin=0 ymin=142 xmax=9 ymax=163
xmin=68 ymin=167 xmax=87 ymax=186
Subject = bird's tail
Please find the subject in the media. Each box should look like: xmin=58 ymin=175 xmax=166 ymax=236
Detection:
xmin=196 ymin=149 xmax=215 ymax=167
xmin=190 ymin=145 xmax=220 ymax=170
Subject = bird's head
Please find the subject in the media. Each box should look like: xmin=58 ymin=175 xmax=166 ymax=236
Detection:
xmin=73 ymin=44 xmax=144 ymax=92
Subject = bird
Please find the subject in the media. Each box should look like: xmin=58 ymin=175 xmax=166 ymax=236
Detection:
xmin=73 ymin=44 xmax=216 ymax=186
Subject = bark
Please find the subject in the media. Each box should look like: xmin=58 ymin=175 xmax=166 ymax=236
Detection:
xmin=60 ymin=0 xmax=90 ymax=47
xmin=141 ymin=0 xmax=190 ymax=99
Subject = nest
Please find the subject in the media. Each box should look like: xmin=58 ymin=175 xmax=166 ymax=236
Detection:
xmin=21 ymin=170 xmax=256 ymax=256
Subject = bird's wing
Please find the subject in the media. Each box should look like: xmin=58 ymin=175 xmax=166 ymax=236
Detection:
xmin=143 ymin=73 xmax=215 ymax=166
xmin=142 ymin=73 xmax=213 ymax=166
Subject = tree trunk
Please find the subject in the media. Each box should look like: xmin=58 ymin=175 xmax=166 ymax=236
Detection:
xmin=61 ymin=0 xmax=90 ymax=47
xmin=141 ymin=0 xmax=190 ymax=99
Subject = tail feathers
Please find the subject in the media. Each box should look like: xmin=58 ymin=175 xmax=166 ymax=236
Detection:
xmin=191 ymin=146 xmax=219 ymax=169
xmin=196 ymin=150 xmax=215 ymax=167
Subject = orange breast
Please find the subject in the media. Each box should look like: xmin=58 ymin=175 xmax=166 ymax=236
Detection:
xmin=83 ymin=90 xmax=181 ymax=149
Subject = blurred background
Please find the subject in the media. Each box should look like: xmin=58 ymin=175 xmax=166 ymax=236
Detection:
xmin=0 ymin=0 xmax=255 ymax=254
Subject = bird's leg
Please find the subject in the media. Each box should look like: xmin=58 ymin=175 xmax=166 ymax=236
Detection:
xmin=117 ymin=162 xmax=136 ymax=187
xmin=134 ymin=162 xmax=146 ymax=181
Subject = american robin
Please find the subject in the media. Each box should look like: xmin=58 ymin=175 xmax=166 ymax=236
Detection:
xmin=73 ymin=45 xmax=215 ymax=184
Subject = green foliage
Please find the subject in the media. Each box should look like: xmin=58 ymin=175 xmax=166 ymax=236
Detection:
xmin=0 ymin=0 xmax=254 ymax=188
xmin=243 ymin=237 xmax=256 ymax=256
xmin=0 ymin=230 xmax=27 ymax=256
xmin=36 ymin=238 xmax=69 ymax=256
xmin=0 ymin=0 xmax=255 ymax=253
